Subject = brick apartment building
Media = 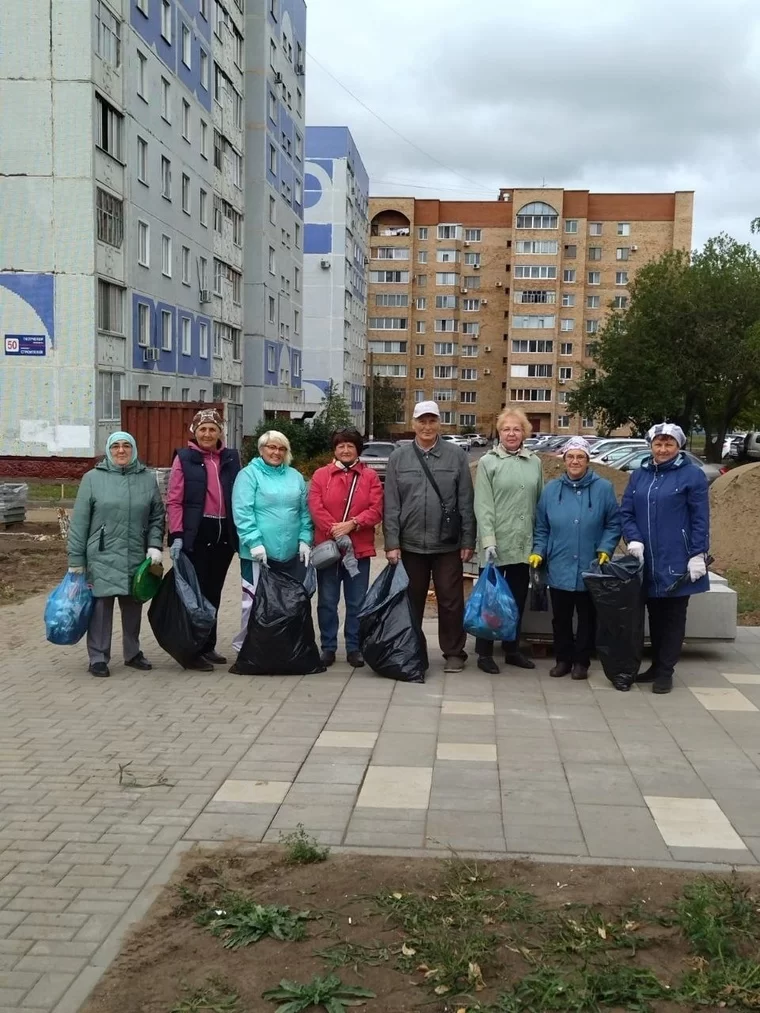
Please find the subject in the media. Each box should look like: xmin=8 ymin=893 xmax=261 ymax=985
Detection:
xmin=368 ymin=189 xmax=693 ymax=437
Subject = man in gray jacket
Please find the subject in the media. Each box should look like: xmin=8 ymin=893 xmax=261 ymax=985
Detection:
xmin=384 ymin=401 xmax=476 ymax=671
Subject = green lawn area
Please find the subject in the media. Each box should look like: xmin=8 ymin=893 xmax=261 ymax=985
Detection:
xmin=727 ymin=568 xmax=760 ymax=625
xmin=25 ymin=482 xmax=80 ymax=501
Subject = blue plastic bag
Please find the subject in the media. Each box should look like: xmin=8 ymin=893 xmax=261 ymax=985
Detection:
xmin=464 ymin=563 xmax=519 ymax=641
xmin=44 ymin=572 xmax=94 ymax=646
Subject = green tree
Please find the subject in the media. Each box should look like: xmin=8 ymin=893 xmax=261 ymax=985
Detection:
xmin=368 ymin=375 xmax=403 ymax=438
xmin=318 ymin=380 xmax=353 ymax=431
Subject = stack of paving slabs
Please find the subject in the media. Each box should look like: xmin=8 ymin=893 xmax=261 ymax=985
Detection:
xmin=0 ymin=483 xmax=27 ymax=526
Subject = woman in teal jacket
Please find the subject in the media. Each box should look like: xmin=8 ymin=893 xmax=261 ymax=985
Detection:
xmin=67 ymin=432 xmax=165 ymax=678
xmin=531 ymin=437 xmax=621 ymax=681
xmin=231 ymin=430 xmax=313 ymax=652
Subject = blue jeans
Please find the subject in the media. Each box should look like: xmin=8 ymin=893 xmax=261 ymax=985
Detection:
xmin=316 ymin=558 xmax=371 ymax=654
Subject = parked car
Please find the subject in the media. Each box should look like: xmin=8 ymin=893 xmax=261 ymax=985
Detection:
xmin=592 ymin=439 xmax=648 ymax=465
xmin=589 ymin=438 xmax=646 ymax=460
xmin=441 ymin=435 xmax=471 ymax=450
xmin=463 ymin=433 xmax=489 ymax=447
xmin=724 ymin=432 xmax=748 ymax=459
xmin=359 ymin=441 xmax=398 ymax=482
xmin=610 ymin=447 xmax=725 ymax=485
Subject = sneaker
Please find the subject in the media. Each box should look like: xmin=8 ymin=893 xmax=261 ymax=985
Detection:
xmin=550 ymin=661 xmax=572 ymax=678
xmin=653 ymin=674 xmax=673 ymax=694
xmin=346 ymin=650 xmax=365 ymax=668
xmin=443 ymin=655 xmax=466 ymax=673
xmin=88 ymin=662 xmax=110 ymax=678
xmin=504 ymin=651 xmax=536 ymax=670
xmin=571 ymin=663 xmax=589 ymax=681
xmin=477 ymin=656 xmax=500 ymax=674
xmin=202 ymin=650 xmax=227 ymax=665
xmin=320 ymin=650 xmax=336 ymax=667
xmin=125 ymin=653 xmax=152 ymax=671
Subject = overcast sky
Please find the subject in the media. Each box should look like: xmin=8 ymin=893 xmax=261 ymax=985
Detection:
xmin=305 ymin=0 xmax=760 ymax=249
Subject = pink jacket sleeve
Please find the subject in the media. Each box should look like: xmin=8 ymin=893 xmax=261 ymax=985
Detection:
xmin=166 ymin=456 xmax=185 ymax=538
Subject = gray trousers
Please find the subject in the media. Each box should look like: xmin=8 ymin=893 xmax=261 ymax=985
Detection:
xmin=87 ymin=595 xmax=143 ymax=665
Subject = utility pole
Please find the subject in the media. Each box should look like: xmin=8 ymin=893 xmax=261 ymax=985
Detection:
xmin=368 ymin=350 xmax=374 ymax=441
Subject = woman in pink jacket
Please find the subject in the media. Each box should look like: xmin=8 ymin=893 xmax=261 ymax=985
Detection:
xmin=166 ymin=409 xmax=241 ymax=670
xmin=308 ymin=428 xmax=383 ymax=668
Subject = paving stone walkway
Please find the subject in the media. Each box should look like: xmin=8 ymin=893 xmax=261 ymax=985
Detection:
xmin=1 ymin=562 xmax=760 ymax=1010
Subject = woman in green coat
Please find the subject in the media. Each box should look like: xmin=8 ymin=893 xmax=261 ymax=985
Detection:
xmin=67 ymin=432 xmax=165 ymax=678
xmin=473 ymin=408 xmax=543 ymax=673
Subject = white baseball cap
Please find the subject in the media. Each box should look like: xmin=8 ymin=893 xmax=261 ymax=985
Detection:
xmin=413 ymin=400 xmax=441 ymax=419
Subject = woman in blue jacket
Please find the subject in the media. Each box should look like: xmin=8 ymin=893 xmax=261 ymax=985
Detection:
xmin=620 ymin=423 xmax=709 ymax=695
xmin=230 ymin=431 xmax=313 ymax=656
xmin=531 ymin=437 xmax=621 ymax=681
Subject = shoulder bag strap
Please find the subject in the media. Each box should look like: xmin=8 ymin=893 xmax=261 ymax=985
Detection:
xmin=412 ymin=444 xmax=447 ymax=508
xmin=342 ymin=470 xmax=361 ymax=522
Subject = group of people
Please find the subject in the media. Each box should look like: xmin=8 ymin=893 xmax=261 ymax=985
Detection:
xmin=67 ymin=403 xmax=710 ymax=695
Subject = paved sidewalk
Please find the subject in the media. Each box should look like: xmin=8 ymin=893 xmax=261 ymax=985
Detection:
xmin=1 ymin=569 xmax=760 ymax=1011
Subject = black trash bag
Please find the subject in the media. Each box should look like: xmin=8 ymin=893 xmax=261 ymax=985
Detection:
xmin=528 ymin=567 xmax=549 ymax=612
xmin=357 ymin=562 xmax=428 ymax=683
xmin=235 ymin=564 xmax=324 ymax=675
xmin=582 ymin=554 xmax=644 ymax=691
xmin=148 ymin=553 xmax=216 ymax=668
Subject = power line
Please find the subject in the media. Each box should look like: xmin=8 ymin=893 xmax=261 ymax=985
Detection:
xmin=373 ymin=178 xmax=499 ymax=196
xmin=306 ymin=51 xmax=495 ymax=195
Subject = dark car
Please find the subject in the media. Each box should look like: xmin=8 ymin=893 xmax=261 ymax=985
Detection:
xmin=359 ymin=441 xmax=398 ymax=483
xmin=611 ymin=448 xmax=725 ymax=485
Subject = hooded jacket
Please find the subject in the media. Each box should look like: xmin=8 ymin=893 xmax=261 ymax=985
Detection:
xmin=232 ymin=455 xmax=312 ymax=562
xmin=533 ymin=470 xmax=622 ymax=592
xmin=67 ymin=435 xmax=165 ymax=598
xmin=308 ymin=460 xmax=383 ymax=559
xmin=474 ymin=444 xmax=543 ymax=565
xmin=620 ymin=452 xmax=710 ymax=598
xmin=166 ymin=441 xmax=241 ymax=552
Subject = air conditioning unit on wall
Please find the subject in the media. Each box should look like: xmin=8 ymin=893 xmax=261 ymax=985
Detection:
xmin=143 ymin=347 xmax=160 ymax=362
xmin=199 ymin=289 xmax=211 ymax=303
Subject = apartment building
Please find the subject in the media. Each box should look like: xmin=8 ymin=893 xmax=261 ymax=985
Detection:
xmin=302 ymin=127 xmax=370 ymax=430
xmin=0 ymin=0 xmax=308 ymax=462
xmin=368 ymin=190 xmax=693 ymax=437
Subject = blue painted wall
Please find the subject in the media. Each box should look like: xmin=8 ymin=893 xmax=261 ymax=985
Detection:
xmin=130 ymin=0 xmax=211 ymax=111
xmin=131 ymin=292 xmax=211 ymax=377
xmin=0 ymin=274 xmax=55 ymax=347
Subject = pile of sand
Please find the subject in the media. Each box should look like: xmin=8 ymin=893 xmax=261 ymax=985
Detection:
xmin=709 ymin=462 xmax=760 ymax=573
xmin=470 ymin=453 xmax=631 ymax=502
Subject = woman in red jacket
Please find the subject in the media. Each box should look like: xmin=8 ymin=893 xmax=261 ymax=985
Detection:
xmin=308 ymin=428 xmax=383 ymax=668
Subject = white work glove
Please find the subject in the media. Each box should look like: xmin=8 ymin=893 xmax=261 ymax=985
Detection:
xmin=299 ymin=541 xmax=311 ymax=566
xmin=146 ymin=548 xmax=163 ymax=565
xmin=68 ymin=567 xmax=85 ymax=575
xmin=484 ymin=545 xmax=498 ymax=564
xmin=250 ymin=545 xmax=268 ymax=565
xmin=688 ymin=554 xmax=707 ymax=582
xmin=169 ymin=538 xmax=183 ymax=561
xmin=627 ymin=541 xmax=645 ymax=562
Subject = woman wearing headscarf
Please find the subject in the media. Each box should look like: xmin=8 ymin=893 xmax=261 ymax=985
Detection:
xmin=530 ymin=437 xmax=621 ymax=680
xmin=620 ymin=423 xmax=710 ymax=694
xmin=473 ymin=408 xmax=543 ymax=673
xmin=166 ymin=408 xmax=241 ymax=670
xmin=231 ymin=431 xmax=312 ymax=655
xmin=308 ymin=427 xmax=383 ymax=668
xmin=67 ymin=432 xmax=165 ymax=678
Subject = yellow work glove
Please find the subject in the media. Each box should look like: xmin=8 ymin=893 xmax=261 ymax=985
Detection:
xmin=528 ymin=554 xmax=542 ymax=568
xmin=598 ymin=552 xmax=610 ymax=565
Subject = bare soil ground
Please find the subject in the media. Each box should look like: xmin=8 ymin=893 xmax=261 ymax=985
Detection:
xmin=0 ymin=522 xmax=67 ymax=604
xmin=81 ymin=845 xmax=760 ymax=1013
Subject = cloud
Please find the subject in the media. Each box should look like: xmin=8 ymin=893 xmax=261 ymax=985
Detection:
xmin=305 ymin=0 xmax=760 ymax=246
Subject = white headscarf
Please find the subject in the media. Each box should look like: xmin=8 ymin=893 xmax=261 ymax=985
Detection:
xmin=646 ymin=423 xmax=686 ymax=448
xmin=562 ymin=436 xmax=592 ymax=458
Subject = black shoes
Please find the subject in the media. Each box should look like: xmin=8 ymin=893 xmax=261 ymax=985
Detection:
xmin=125 ymin=653 xmax=152 ymax=671
xmin=347 ymin=651 xmax=365 ymax=668
xmin=504 ymin=651 xmax=536 ymax=670
xmin=88 ymin=663 xmax=110 ymax=678
xmin=477 ymin=656 xmax=500 ymax=674
xmin=202 ymin=650 xmax=227 ymax=664
xmin=636 ymin=668 xmax=656 ymax=683
xmin=320 ymin=650 xmax=336 ymax=667
xmin=571 ymin=663 xmax=589 ymax=681
xmin=653 ymin=674 xmax=673 ymax=694
xmin=550 ymin=661 xmax=572 ymax=678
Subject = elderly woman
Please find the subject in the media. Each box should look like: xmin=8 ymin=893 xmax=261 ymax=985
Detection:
xmin=474 ymin=409 xmax=543 ymax=673
xmin=166 ymin=408 xmax=241 ymax=670
xmin=231 ymin=431 xmax=312 ymax=652
xmin=530 ymin=437 xmax=621 ymax=680
xmin=308 ymin=427 xmax=383 ymax=668
xmin=67 ymin=432 xmax=165 ymax=678
xmin=621 ymin=423 xmax=710 ymax=694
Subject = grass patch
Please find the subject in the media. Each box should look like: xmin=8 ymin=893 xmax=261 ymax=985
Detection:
xmin=195 ymin=894 xmax=313 ymax=949
xmin=486 ymin=964 xmax=670 ymax=1013
xmin=280 ymin=824 xmax=331 ymax=865
xmin=26 ymin=482 xmax=80 ymax=500
xmin=170 ymin=977 xmax=240 ymax=1012
xmin=262 ymin=974 xmax=375 ymax=1012
xmin=727 ymin=568 xmax=760 ymax=621
xmin=313 ymin=941 xmax=393 ymax=971
xmin=676 ymin=957 xmax=760 ymax=1009
xmin=672 ymin=877 xmax=759 ymax=961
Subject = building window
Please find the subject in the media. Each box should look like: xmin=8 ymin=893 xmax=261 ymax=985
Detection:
xmin=562 ymin=293 xmax=575 ymax=307
xmin=136 ymin=0 xmax=148 ymax=14
xmin=95 ymin=94 xmax=123 ymax=160
xmin=512 ymin=314 xmax=555 ymax=329
xmin=161 ymin=234 xmax=172 ymax=276
xmin=587 ymin=295 xmax=601 ymax=308
xmin=516 ymin=240 xmax=559 ymax=254
xmin=418 ymin=251 xmax=428 ymax=264
xmin=464 ymin=252 xmax=481 ymax=267
xmin=181 ymin=22 xmax=191 ymax=66
xmin=564 ymin=244 xmax=577 ymax=259
xmin=199 ymin=119 xmax=208 ymax=158
xmin=560 ymin=319 xmax=574 ymax=332
xmin=415 ymin=367 xmax=425 ymax=379
xmin=511 ymin=363 xmax=553 ymax=378
xmin=161 ymin=0 xmax=172 ymax=41
xmin=137 ymin=220 xmax=149 ymax=266
xmin=617 ymin=222 xmax=630 ymax=236
xmin=268 ymin=143 xmax=277 ymax=175
xmin=376 ymin=293 xmax=408 ymax=307
xmin=434 ymin=341 xmax=457 ymax=354
xmin=435 ymin=295 xmax=457 ymax=309
xmin=95 ymin=0 xmax=121 ymax=68
xmin=200 ymin=49 xmax=209 ymax=89
xmin=268 ymin=247 xmax=276 ymax=274
xmin=586 ymin=319 xmax=600 ymax=334
xmin=516 ymin=290 xmax=555 ymax=305
xmin=231 ymin=267 xmax=242 ymax=304
xmin=588 ymin=246 xmax=602 ymax=261
xmin=460 ymin=413 xmax=477 ymax=428
xmin=589 ymin=222 xmax=602 ymax=236
xmin=161 ymin=310 xmax=172 ymax=350
xmin=137 ymin=303 xmax=150 ymax=346
xmin=266 ymin=345 xmax=276 ymax=371
xmin=557 ymin=415 xmax=570 ymax=428
xmin=199 ymin=322 xmax=208 ymax=358
xmin=97 ymin=371 xmax=122 ymax=420
xmin=96 ymin=188 xmax=123 ymax=248
xmin=161 ymin=77 xmax=170 ymax=120
xmin=182 ymin=99 xmax=190 ymax=140
xmin=198 ymin=387 xmax=206 ymax=402
xmin=616 ymin=271 xmax=629 ymax=285
xmin=613 ymin=295 xmax=629 ymax=309
xmin=461 ymin=345 xmax=478 ymax=358
xmin=97 ymin=280 xmax=124 ymax=334
xmin=559 ymin=366 xmax=573 ymax=380
xmin=137 ymin=136 xmax=148 ymax=183
xmin=461 ymin=368 xmax=478 ymax=380
xmin=199 ymin=188 xmax=208 ymax=226
xmin=181 ymin=246 xmax=190 ymax=285
xmin=565 ymin=219 xmax=578 ymax=234
xmin=268 ymin=296 xmax=275 ymax=323
xmin=161 ymin=386 xmax=171 ymax=401
xmin=515 ymin=265 xmax=557 ymax=280
xmin=415 ymin=343 xmax=426 ymax=355
xmin=434 ymin=320 xmax=458 ymax=333
xmin=434 ymin=365 xmax=455 ymax=379
xmin=616 ymin=247 xmax=630 ymax=261
xmin=582 ymin=416 xmax=595 ymax=429
xmin=416 ymin=274 xmax=427 ymax=286
xmin=462 ymin=298 xmax=480 ymax=312
xmin=369 ymin=341 xmax=408 ymax=353
xmin=588 ymin=272 xmax=600 ymax=285
xmin=214 ymin=259 xmax=223 ymax=295
xmin=515 ymin=202 xmax=559 ymax=229
xmin=293 ymin=311 xmax=300 ymax=335
xmin=440 ymin=411 xmax=454 ymax=424
xmin=232 ymin=327 xmax=242 ymax=360
xmin=418 ymin=227 xmax=428 ymax=240
xmin=294 ymin=267 xmax=301 ymax=292
xmin=585 ymin=342 xmax=599 ymax=358
xmin=435 ymin=272 xmax=458 ymax=286
xmin=436 ymin=248 xmax=459 ymax=263
xmin=137 ymin=51 xmax=147 ymax=98
xmin=199 ymin=256 xmax=207 ymax=288
xmin=161 ymin=156 xmax=171 ymax=198
xmin=416 ymin=322 xmax=426 ymax=334
xmin=512 ymin=339 xmax=553 ymax=353
xmin=181 ymin=387 xmax=190 ymax=402
xmin=416 ymin=297 xmax=427 ymax=310
xmin=560 ymin=342 xmax=573 ymax=355
xmin=180 ymin=316 xmax=191 ymax=355
xmin=511 ymin=388 xmax=552 ymax=402
xmin=181 ymin=173 xmax=190 ymax=214
xmin=368 ymin=317 xmax=408 ymax=330
xmin=464 ymin=228 xmax=482 ymax=241
xmin=438 ymin=224 xmax=462 ymax=240
xmin=268 ymin=90 xmax=277 ymax=122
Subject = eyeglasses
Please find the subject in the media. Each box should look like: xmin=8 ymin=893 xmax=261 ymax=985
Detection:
xmin=264 ymin=444 xmax=286 ymax=453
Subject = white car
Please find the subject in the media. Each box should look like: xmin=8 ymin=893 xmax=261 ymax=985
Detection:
xmin=442 ymin=435 xmax=471 ymax=450
xmin=463 ymin=433 xmax=489 ymax=447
